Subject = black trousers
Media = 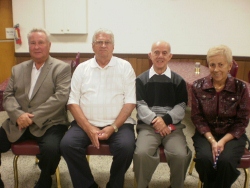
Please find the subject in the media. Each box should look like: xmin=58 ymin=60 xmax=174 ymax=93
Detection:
xmin=0 ymin=125 xmax=67 ymax=188
xmin=192 ymin=131 xmax=247 ymax=188
xmin=60 ymin=121 xmax=135 ymax=188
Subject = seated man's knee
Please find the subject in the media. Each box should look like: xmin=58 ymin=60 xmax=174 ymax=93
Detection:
xmin=169 ymin=146 xmax=191 ymax=157
xmin=118 ymin=140 xmax=135 ymax=156
xmin=134 ymin=148 xmax=146 ymax=158
xmin=134 ymin=145 xmax=158 ymax=159
xmin=42 ymin=141 xmax=60 ymax=154
xmin=60 ymin=136 xmax=71 ymax=153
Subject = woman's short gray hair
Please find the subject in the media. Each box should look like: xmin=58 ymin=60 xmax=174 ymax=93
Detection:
xmin=207 ymin=45 xmax=232 ymax=64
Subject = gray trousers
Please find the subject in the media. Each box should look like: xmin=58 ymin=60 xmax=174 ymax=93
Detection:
xmin=133 ymin=124 xmax=192 ymax=188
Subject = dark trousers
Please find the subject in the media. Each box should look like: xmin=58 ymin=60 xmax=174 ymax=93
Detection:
xmin=0 ymin=125 xmax=67 ymax=188
xmin=60 ymin=121 xmax=135 ymax=188
xmin=192 ymin=131 xmax=246 ymax=188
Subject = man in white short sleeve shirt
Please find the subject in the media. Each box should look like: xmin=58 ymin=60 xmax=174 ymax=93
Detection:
xmin=60 ymin=28 xmax=136 ymax=188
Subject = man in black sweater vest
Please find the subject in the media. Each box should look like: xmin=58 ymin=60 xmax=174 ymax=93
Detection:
xmin=133 ymin=40 xmax=192 ymax=188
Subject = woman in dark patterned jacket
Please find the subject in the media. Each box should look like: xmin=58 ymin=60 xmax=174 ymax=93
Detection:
xmin=191 ymin=45 xmax=250 ymax=188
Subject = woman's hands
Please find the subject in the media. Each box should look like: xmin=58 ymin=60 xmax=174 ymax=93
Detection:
xmin=205 ymin=132 xmax=233 ymax=162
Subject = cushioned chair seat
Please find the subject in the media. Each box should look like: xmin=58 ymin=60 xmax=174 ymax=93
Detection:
xmin=85 ymin=141 xmax=112 ymax=164
xmin=86 ymin=141 xmax=111 ymax=156
xmin=11 ymin=140 xmax=40 ymax=155
xmin=159 ymin=145 xmax=167 ymax=162
xmin=238 ymin=149 xmax=250 ymax=168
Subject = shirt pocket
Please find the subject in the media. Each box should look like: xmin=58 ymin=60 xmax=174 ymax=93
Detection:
xmin=197 ymin=93 xmax=215 ymax=104
xmin=197 ymin=93 xmax=216 ymax=114
xmin=222 ymin=95 xmax=239 ymax=115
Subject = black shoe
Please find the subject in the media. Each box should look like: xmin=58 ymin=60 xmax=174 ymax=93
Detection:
xmin=34 ymin=176 xmax=52 ymax=188
xmin=0 ymin=178 xmax=4 ymax=188
xmin=90 ymin=182 xmax=100 ymax=188
xmin=106 ymin=182 xmax=110 ymax=188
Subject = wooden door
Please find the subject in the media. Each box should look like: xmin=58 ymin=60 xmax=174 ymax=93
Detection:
xmin=0 ymin=0 xmax=15 ymax=83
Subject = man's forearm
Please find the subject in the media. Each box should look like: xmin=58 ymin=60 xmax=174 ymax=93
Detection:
xmin=67 ymin=104 xmax=92 ymax=131
xmin=112 ymin=103 xmax=135 ymax=128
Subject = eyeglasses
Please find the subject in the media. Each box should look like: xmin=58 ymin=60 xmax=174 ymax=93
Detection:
xmin=94 ymin=40 xmax=113 ymax=46
xmin=29 ymin=41 xmax=47 ymax=47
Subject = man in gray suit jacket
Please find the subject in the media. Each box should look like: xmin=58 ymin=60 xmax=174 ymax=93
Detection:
xmin=0 ymin=28 xmax=71 ymax=188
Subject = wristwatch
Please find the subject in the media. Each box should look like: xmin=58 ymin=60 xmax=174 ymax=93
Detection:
xmin=111 ymin=123 xmax=118 ymax=132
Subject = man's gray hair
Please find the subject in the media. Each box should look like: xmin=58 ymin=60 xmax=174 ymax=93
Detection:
xmin=27 ymin=28 xmax=50 ymax=42
xmin=92 ymin=28 xmax=114 ymax=44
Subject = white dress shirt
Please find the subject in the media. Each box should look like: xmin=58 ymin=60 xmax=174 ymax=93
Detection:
xmin=149 ymin=65 xmax=171 ymax=79
xmin=28 ymin=62 xmax=44 ymax=99
xmin=68 ymin=56 xmax=136 ymax=127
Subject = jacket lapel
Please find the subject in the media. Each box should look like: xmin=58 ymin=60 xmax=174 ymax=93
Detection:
xmin=24 ymin=60 xmax=33 ymax=100
xmin=30 ymin=57 xmax=52 ymax=100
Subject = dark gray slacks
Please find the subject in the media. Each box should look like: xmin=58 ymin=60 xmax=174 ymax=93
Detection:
xmin=0 ymin=125 xmax=67 ymax=188
xmin=60 ymin=121 xmax=135 ymax=188
xmin=192 ymin=131 xmax=247 ymax=188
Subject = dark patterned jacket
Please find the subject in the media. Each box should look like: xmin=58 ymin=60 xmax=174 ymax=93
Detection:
xmin=191 ymin=75 xmax=250 ymax=138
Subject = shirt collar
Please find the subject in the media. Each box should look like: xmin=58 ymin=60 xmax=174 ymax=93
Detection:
xmin=32 ymin=62 xmax=45 ymax=70
xmin=202 ymin=75 xmax=237 ymax=92
xmin=149 ymin=66 xmax=171 ymax=79
xmin=91 ymin=56 xmax=115 ymax=68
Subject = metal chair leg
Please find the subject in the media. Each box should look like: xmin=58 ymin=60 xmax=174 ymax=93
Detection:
xmin=55 ymin=166 xmax=61 ymax=188
xmin=13 ymin=155 xmax=19 ymax=188
xmin=198 ymin=180 xmax=203 ymax=188
xmin=86 ymin=155 xmax=90 ymax=162
xmin=243 ymin=168 xmax=249 ymax=188
xmin=188 ymin=155 xmax=196 ymax=175
xmin=35 ymin=157 xmax=39 ymax=164
xmin=134 ymin=175 xmax=137 ymax=188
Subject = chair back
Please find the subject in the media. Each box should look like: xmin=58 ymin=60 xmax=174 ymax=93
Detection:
xmin=71 ymin=52 xmax=80 ymax=75
xmin=248 ymin=70 xmax=250 ymax=83
xmin=229 ymin=60 xmax=238 ymax=77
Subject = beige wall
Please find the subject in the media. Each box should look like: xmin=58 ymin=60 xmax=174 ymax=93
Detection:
xmin=12 ymin=0 xmax=250 ymax=56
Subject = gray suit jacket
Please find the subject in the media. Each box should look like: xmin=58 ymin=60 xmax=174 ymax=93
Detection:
xmin=2 ymin=56 xmax=71 ymax=142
